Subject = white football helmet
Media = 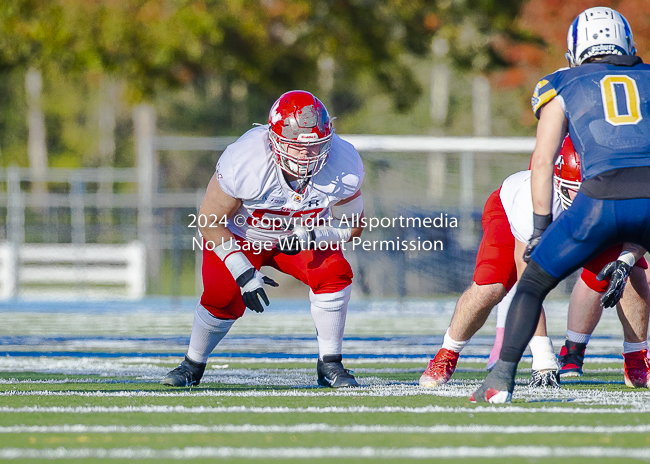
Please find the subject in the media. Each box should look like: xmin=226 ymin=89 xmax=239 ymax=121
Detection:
xmin=566 ymin=7 xmax=636 ymax=67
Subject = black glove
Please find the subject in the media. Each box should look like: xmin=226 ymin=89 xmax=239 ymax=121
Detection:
xmin=236 ymin=268 xmax=279 ymax=313
xmin=524 ymin=213 xmax=552 ymax=263
xmin=275 ymin=227 xmax=315 ymax=255
xmin=596 ymin=260 xmax=632 ymax=308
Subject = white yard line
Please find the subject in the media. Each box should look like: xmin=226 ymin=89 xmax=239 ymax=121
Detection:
xmin=2 ymin=404 xmax=650 ymax=414
xmin=2 ymin=423 xmax=650 ymax=434
xmin=2 ymin=446 xmax=650 ymax=460
xmin=3 ymin=385 xmax=649 ymax=406
xmin=0 ymin=366 xmax=625 ymax=384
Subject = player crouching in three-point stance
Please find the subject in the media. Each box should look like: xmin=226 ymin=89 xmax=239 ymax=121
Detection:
xmin=472 ymin=7 xmax=650 ymax=403
xmin=162 ymin=90 xmax=365 ymax=388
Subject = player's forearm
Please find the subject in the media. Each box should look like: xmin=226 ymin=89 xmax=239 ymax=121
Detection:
xmin=514 ymin=239 xmax=528 ymax=279
xmin=530 ymin=167 xmax=554 ymax=216
xmin=531 ymin=99 xmax=569 ymax=215
xmin=197 ymin=201 xmax=237 ymax=247
xmin=197 ymin=173 xmax=241 ymax=248
xmin=350 ymin=224 xmax=364 ymax=240
xmin=201 ymin=225 xmax=236 ymax=248
xmin=327 ymin=192 xmax=365 ymax=243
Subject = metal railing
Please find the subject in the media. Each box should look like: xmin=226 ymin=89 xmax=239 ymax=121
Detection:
xmin=1 ymin=132 xmax=537 ymax=299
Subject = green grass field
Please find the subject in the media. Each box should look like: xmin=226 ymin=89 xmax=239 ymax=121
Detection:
xmin=2 ymin=356 xmax=650 ymax=463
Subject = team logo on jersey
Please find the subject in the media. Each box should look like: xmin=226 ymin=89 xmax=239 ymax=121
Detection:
xmin=531 ymin=82 xmax=541 ymax=110
xmin=263 ymin=194 xmax=285 ymax=205
xmin=293 ymin=194 xmax=302 ymax=203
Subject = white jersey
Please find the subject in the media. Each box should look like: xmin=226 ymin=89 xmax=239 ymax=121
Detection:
xmin=216 ymin=125 xmax=364 ymax=244
xmin=499 ymin=170 xmax=564 ymax=245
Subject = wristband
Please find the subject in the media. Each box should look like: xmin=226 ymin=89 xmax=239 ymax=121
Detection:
xmin=312 ymin=225 xmax=352 ymax=244
xmin=215 ymin=240 xmax=253 ymax=281
xmin=618 ymin=251 xmax=636 ymax=268
xmin=532 ymin=213 xmax=552 ymax=235
xmin=292 ymin=223 xmax=352 ymax=247
xmin=214 ymin=238 xmax=238 ymax=261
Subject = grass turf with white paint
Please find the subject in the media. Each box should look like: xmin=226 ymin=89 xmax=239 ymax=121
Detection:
xmin=1 ymin=299 xmax=646 ymax=462
xmin=1 ymin=357 xmax=650 ymax=463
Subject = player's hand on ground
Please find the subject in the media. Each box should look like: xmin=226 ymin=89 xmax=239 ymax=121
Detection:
xmin=237 ymin=268 xmax=279 ymax=313
xmin=275 ymin=226 xmax=314 ymax=255
xmin=596 ymin=260 xmax=631 ymax=308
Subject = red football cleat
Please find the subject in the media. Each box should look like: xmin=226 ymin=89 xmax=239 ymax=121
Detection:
xmin=623 ymin=350 xmax=650 ymax=388
xmin=419 ymin=348 xmax=460 ymax=387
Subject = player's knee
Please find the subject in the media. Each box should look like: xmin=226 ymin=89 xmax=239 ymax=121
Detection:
xmin=200 ymin=296 xmax=245 ymax=320
xmin=309 ymin=259 xmax=353 ymax=293
xmin=464 ymin=282 xmax=507 ymax=308
xmin=310 ymin=284 xmax=352 ymax=309
xmin=518 ymin=260 xmax=560 ymax=298
xmin=474 ymin=281 xmax=507 ymax=298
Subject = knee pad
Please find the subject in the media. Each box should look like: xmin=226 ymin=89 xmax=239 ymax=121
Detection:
xmin=309 ymin=285 xmax=352 ymax=310
xmin=518 ymin=260 xmax=561 ymax=299
xmin=309 ymin=258 xmax=353 ymax=294
xmin=195 ymin=303 xmax=237 ymax=330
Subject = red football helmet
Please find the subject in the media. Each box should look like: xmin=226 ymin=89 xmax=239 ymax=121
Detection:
xmin=553 ymin=136 xmax=582 ymax=210
xmin=268 ymin=90 xmax=333 ymax=180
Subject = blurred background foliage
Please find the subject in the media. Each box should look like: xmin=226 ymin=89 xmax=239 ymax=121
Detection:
xmin=2 ymin=0 xmax=650 ymax=296
xmin=1 ymin=0 xmax=649 ymax=173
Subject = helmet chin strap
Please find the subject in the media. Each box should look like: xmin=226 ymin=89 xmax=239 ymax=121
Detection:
xmin=277 ymin=160 xmax=310 ymax=194
xmin=295 ymin=178 xmax=310 ymax=194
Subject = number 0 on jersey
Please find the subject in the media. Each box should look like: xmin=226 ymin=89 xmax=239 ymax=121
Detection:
xmin=600 ymin=75 xmax=643 ymax=126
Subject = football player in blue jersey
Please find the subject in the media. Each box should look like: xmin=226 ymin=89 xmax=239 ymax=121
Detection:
xmin=472 ymin=6 xmax=650 ymax=403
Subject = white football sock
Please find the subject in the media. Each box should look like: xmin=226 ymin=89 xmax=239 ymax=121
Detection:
xmin=566 ymin=329 xmax=590 ymax=345
xmin=186 ymin=303 xmax=236 ymax=364
xmin=310 ymin=285 xmax=351 ymax=359
xmin=441 ymin=328 xmax=468 ymax=353
xmin=529 ymin=336 xmax=559 ymax=371
xmin=623 ymin=340 xmax=648 ymax=354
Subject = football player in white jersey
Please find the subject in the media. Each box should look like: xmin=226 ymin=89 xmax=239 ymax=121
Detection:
xmin=162 ymin=90 xmax=365 ymax=388
xmin=494 ymin=143 xmax=650 ymax=384
xmin=497 ymin=153 xmax=650 ymax=388
xmin=420 ymin=137 xmax=650 ymax=389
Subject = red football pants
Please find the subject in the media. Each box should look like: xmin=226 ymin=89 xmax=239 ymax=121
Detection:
xmin=200 ymin=237 xmax=353 ymax=319
xmin=473 ymin=188 xmax=647 ymax=292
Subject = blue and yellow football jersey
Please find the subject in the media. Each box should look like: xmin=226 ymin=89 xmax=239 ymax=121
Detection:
xmin=531 ymin=59 xmax=650 ymax=179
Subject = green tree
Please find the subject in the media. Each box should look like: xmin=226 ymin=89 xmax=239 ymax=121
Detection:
xmin=1 ymin=0 xmax=531 ymax=108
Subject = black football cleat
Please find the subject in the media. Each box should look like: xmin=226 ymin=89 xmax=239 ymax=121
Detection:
xmin=161 ymin=355 xmax=206 ymax=387
xmin=558 ymin=341 xmax=586 ymax=377
xmin=317 ymin=355 xmax=359 ymax=388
